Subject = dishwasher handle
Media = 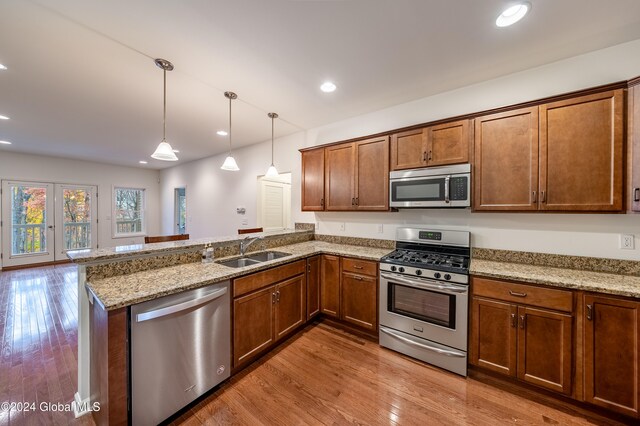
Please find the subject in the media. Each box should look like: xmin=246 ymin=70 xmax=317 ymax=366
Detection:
xmin=136 ymin=286 xmax=228 ymax=323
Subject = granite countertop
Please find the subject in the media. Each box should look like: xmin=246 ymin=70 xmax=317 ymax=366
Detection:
xmin=68 ymin=229 xmax=311 ymax=264
xmin=471 ymin=258 xmax=640 ymax=299
xmin=87 ymin=241 xmax=393 ymax=311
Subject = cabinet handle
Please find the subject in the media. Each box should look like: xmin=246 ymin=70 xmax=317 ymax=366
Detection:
xmin=352 ymin=198 xmax=355 ymax=206
xmin=532 ymin=191 xmax=537 ymax=203
xmin=519 ymin=315 xmax=526 ymax=329
xmin=320 ymin=198 xmax=324 ymax=207
xmin=307 ymin=264 xmax=311 ymax=273
xmin=272 ymin=292 xmax=276 ymax=304
xmin=355 ymin=197 xmax=359 ymax=206
xmin=353 ymin=265 xmax=364 ymax=270
xmin=586 ymin=304 xmax=593 ymax=321
xmin=276 ymin=290 xmax=280 ymax=303
xmin=354 ymin=276 xmax=363 ymax=281
xmin=510 ymin=313 xmax=516 ymax=328
xmin=423 ymin=151 xmax=427 ymax=162
xmin=635 ymin=188 xmax=640 ymax=202
xmin=541 ymin=191 xmax=546 ymax=203
xmin=428 ymin=150 xmax=432 ymax=161
xmin=509 ymin=290 xmax=527 ymax=297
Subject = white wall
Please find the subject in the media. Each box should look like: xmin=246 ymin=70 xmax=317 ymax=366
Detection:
xmin=0 ymin=151 xmax=161 ymax=251
xmin=162 ymin=38 xmax=640 ymax=260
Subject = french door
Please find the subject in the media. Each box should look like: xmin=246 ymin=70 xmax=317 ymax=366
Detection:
xmin=1 ymin=180 xmax=97 ymax=268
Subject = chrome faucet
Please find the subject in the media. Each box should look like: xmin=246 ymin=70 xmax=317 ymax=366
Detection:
xmin=240 ymin=236 xmax=264 ymax=256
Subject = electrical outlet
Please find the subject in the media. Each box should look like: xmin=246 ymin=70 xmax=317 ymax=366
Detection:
xmin=241 ymin=219 xmax=248 ymax=226
xmin=377 ymin=224 xmax=384 ymax=234
xmin=620 ymin=234 xmax=635 ymax=250
xmin=339 ymin=223 xmax=345 ymax=232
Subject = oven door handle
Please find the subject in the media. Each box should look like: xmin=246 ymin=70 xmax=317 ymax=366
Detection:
xmin=380 ymin=272 xmax=468 ymax=294
xmin=380 ymin=327 xmax=466 ymax=358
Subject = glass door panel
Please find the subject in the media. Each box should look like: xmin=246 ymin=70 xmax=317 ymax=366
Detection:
xmin=55 ymin=185 xmax=98 ymax=260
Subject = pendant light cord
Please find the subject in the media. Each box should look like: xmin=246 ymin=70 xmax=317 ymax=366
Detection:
xmin=228 ymin=96 xmax=232 ymax=154
xmin=163 ymin=68 xmax=167 ymax=142
xmin=271 ymin=116 xmax=274 ymax=164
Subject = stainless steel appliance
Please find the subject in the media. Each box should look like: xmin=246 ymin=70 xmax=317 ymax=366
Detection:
xmin=389 ymin=164 xmax=471 ymax=208
xmin=379 ymin=228 xmax=470 ymax=376
xmin=131 ymin=280 xmax=231 ymax=425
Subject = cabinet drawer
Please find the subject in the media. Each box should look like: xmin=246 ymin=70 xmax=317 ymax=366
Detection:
xmin=472 ymin=277 xmax=573 ymax=313
xmin=233 ymin=260 xmax=306 ymax=298
xmin=342 ymin=258 xmax=377 ymax=277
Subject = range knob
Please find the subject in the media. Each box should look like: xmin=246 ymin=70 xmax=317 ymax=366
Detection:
xmin=390 ymin=265 xmax=397 ymax=272
xmin=415 ymin=270 xmax=422 ymax=276
xmin=398 ymin=267 xmax=405 ymax=273
xmin=444 ymin=274 xmax=452 ymax=281
xmin=433 ymin=272 xmax=441 ymax=279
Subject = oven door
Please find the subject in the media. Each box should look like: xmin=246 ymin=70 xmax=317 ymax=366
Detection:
xmin=379 ymin=272 xmax=468 ymax=350
xmin=389 ymin=174 xmax=470 ymax=208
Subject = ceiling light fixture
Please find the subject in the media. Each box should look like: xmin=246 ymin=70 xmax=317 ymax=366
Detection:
xmin=139 ymin=160 xmax=148 ymax=164
xmin=0 ymin=115 xmax=9 ymax=120
xmin=320 ymin=81 xmax=337 ymax=93
xmin=0 ymin=140 xmax=12 ymax=145
xmin=496 ymin=2 xmax=530 ymax=27
xmin=0 ymin=64 xmax=7 ymax=70
xmin=220 ymin=91 xmax=239 ymax=171
xmin=151 ymin=58 xmax=179 ymax=161
xmin=266 ymin=112 xmax=279 ymax=177
xmin=216 ymin=130 xmax=228 ymax=136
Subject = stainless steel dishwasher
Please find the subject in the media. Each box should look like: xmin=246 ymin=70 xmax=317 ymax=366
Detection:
xmin=131 ymin=280 xmax=231 ymax=425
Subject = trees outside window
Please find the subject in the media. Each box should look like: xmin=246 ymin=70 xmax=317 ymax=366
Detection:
xmin=114 ymin=187 xmax=145 ymax=236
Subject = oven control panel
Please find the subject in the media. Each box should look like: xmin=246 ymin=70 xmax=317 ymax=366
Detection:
xmin=380 ymin=263 xmax=468 ymax=285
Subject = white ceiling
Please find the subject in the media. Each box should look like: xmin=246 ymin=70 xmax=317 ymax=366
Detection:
xmin=1 ymin=0 xmax=640 ymax=169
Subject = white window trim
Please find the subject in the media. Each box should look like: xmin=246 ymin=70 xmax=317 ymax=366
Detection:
xmin=112 ymin=186 xmax=147 ymax=238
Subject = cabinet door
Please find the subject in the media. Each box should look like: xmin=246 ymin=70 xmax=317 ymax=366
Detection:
xmin=355 ymin=136 xmax=389 ymax=210
xmin=584 ymin=295 xmax=639 ymax=417
xmin=517 ymin=306 xmax=572 ymax=395
xmin=470 ymin=297 xmax=517 ymax=376
xmin=629 ymin=85 xmax=640 ymax=211
xmin=325 ymin=143 xmax=355 ymax=210
xmin=341 ymin=272 xmax=377 ymax=331
xmin=275 ymin=274 xmax=306 ymax=341
xmin=474 ymin=107 xmax=539 ymax=211
xmin=320 ymin=255 xmax=341 ymax=318
xmin=390 ymin=128 xmax=426 ymax=170
xmin=306 ymin=255 xmax=321 ymax=320
xmin=233 ymin=286 xmax=275 ymax=368
xmin=426 ymin=119 xmax=470 ymax=166
xmin=301 ymin=148 xmax=325 ymax=211
xmin=540 ymin=90 xmax=623 ymax=211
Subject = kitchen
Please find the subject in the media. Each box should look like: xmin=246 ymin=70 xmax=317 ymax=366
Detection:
xmin=0 ymin=2 xmax=640 ymax=422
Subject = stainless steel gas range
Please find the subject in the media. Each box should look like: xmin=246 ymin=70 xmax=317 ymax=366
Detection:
xmin=379 ymin=227 xmax=470 ymax=376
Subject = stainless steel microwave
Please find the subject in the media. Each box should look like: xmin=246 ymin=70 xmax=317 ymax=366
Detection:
xmin=389 ymin=164 xmax=471 ymax=208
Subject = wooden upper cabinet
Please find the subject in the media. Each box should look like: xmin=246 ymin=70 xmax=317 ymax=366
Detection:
xmin=301 ymin=148 xmax=325 ymax=211
xmin=355 ymin=136 xmax=389 ymax=210
xmin=584 ymin=294 xmax=639 ymax=418
xmin=540 ymin=90 xmax=624 ymax=211
xmin=425 ymin=119 xmax=470 ymax=166
xmin=629 ymin=84 xmax=640 ymax=211
xmin=325 ymin=143 xmax=356 ymax=210
xmin=390 ymin=128 xmax=426 ymax=170
xmin=474 ymin=107 xmax=539 ymax=211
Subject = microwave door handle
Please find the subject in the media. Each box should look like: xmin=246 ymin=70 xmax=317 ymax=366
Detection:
xmin=444 ymin=176 xmax=450 ymax=203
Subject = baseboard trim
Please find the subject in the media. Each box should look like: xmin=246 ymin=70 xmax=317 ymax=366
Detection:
xmin=1 ymin=259 xmax=71 ymax=271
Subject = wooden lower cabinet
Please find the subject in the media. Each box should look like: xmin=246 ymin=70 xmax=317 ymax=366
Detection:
xmin=470 ymin=297 xmax=517 ymax=376
xmin=584 ymin=294 xmax=640 ymax=417
xmin=320 ymin=255 xmax=341 ymax=317
xmin=274 ymin=275 xmax=306 ymax=339
xmin=306 ymin=255 xmax=321 ymax=320
xmin=233 ymin=286 xmax=276 ymax=368
xmin=341 ymin=272 xmax=377 ymax=331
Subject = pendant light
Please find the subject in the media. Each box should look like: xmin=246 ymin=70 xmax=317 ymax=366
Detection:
xmin=265 ymin=112 xmax=279 ymax=177
xmin=220 ymin=91 xmax=239 ymax=171
xmin=151 ymin=58 xmax=179 ymax=161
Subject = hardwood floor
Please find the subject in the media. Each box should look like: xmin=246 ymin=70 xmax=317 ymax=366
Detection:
xmin=0 ymin=265 xmax=632 ymax=425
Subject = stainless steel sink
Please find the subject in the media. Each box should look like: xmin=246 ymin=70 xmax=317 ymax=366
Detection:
xmin=215 ymin=251 xmax=291 ymax=268
xmin=245 ymin=251 xmax=291 ymax=262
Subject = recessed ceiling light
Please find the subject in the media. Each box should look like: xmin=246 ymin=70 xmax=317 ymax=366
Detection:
xmin=496 ymin=2 xmax=530 ymax=27
xmin=0 ymin=140 xmax=11 ymax=145
xmin=139 ymin=160 xmax=148 ymax=164
xmin=172 ymin=149 xmax=180 ymax=153
xmin=0 ymin=64 xmax=7 ymax=70
xmin=216 ymin=130 xmax=228 ymax=136
xmin=0 ymin=115 xmax=9 ymax=120
xmin=320 ymin=81 xmax=337 ymax=93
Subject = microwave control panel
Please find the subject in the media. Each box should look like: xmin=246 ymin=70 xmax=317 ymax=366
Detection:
xmin=450 ymin=177 xmax=468 ymax=200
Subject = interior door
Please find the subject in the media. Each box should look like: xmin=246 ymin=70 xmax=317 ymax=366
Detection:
xmin=174 ymin=187 xmax=187 ymax=235
xmin=1 ymin=180 xmax=55 ymax=267
xmin=54 ymin=184 xmax=98 ymax=260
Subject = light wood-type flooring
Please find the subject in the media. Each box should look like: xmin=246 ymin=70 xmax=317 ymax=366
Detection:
xmin=0 ymin=265 xmax=632 ymax=425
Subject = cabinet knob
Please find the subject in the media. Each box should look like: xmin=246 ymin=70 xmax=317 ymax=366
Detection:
xmin=510 ymin=313 xmax=516 ymax=328
xmin=519 ymin=315 xmax=526 ymax=329
xmin=586 ymin=304 xmax=593 ymax=321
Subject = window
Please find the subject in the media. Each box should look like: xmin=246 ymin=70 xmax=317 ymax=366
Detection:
xmin=113 ymin=187 xmax=146 ymax=237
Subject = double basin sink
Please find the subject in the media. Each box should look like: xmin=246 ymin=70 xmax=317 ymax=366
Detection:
xmin=215 ymin=251 xmax=291 ymax=268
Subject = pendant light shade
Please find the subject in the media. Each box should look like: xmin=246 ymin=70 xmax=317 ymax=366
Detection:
xmin=221 ymin=91 xmax=239 ymax=171
xmin=265 ymin=112 xmax=279 ymax=177
xmin=151 ymin=58 xmax=178 ymax=161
